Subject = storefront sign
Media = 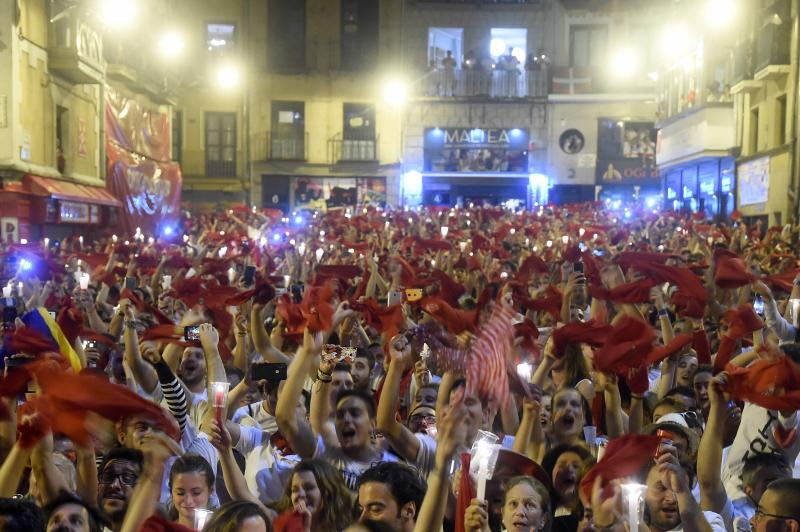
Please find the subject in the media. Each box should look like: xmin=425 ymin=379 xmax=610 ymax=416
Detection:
xmin=59 ymin=201 xmax=90 ymax=223
xmin=596 ymin=119 xmax=659 ymax=185
xmin=424 ymin=127 xmax=529 ymax=173
xmin=738 ymin=156 xmax=770 ymax=206
xmin=1 ymin=217 xmax=18 ymax=243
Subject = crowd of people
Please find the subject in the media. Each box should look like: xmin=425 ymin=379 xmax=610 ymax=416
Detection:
xmin=1 ymin=201 xmax=800 ymax=532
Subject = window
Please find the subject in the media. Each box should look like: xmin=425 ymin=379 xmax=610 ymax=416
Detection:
xmin=489 ymin=28 xmax=526 ymax=63
xmin=205 ymin=112 xmax=236 ymax=177
xmin=776 ymin=94 xmax=787 ymax=146
xmin=343 ymin=104 xmax=375 ymax=140
xmin=270 ymin=101 xmax=305 ymax=160
xmin=341 ymin=0 xmax=379 ymax=71
xmin=172 ymin=110 xmax=182 ymax=163
xmin=570 ymin=25 xmax=608 ymax=68
xmin=268 ymin=0 xmax=305 ymax=74
xmin=428 ymin=27 xmax=463 ymax=68
xmin=206 ymin=23 xmax=236 ymax=53
xmin=342 ymin=103 xmax=376 ymax=161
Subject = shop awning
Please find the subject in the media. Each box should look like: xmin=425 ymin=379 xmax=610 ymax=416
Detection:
xmin=24 ymin=175 xmax=121 ymax=208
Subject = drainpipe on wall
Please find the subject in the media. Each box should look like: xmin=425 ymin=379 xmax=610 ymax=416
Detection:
xmin=99 ymin=83 xmax=106 ymax=181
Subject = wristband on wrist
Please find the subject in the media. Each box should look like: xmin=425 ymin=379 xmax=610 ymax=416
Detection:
xmin=124 ymin=320 xmax=137 ymax=329
xmin=316 ymin=370 xmax=332 ymax=383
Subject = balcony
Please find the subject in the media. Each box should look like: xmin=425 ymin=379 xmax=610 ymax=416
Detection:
xmin=253 ymin=132 xmax=308 ymax=161
xmin=419 ymin=68 xmax=548 ymax=99
xmin=656 ymin=104 xmax=735 ymax=167
xmin=48 ymin=7 xmax=105 ymax=84
xmin=328 ymin=133 xmax=379 ymax=163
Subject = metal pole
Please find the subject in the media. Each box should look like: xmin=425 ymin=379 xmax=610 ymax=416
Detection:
xmin=791 ymin=0 xmax=800 ymax=223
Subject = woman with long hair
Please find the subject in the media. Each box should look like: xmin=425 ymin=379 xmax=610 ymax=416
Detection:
xmin=271 ymin=459 xmax=355 ymax=532
xmin=168 ymin=454 xmax=215 ymax=528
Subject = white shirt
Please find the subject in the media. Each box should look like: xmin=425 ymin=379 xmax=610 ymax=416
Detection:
xmin=235 ymin=424 xmax=300 ymax=504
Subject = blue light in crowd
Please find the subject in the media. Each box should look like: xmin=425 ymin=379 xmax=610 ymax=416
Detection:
xmin=19 ymin=259 xmax=32 ymax=271
xmin=272 ymin=233 xmax=281 ymax=241
xmin=163 ymin=226 xmax=174 ymax=236
xmin=645 ymin=197 xmax=658 ymax=209
xmin=294 ymin=215 xmax=303 ymax=224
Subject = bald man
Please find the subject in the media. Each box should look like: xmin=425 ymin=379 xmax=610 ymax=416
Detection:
xmin=752 ymin=478 xmax=800 ymax=532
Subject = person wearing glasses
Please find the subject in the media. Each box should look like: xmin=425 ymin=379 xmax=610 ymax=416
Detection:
xmin=751 ymin=479 xmax=800 ymax=532
xmin=95 ymin=448 xmax=143 ymax=532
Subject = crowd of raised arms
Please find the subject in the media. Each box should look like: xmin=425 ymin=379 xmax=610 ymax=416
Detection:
xmin=2 ymin=202 xmax=800 ymax=532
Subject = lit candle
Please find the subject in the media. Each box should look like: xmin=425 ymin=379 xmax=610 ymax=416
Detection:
xmin=562 ymin=235 xmax=569 ymax=245
xmin=210 ymin=381 xmax=230 ymax=425
xmin=459 ymin=241 xmax=467 ymax=253
xmin=112 ymin=234 xmax=118 ymax=243
xmin=348 ymin=248 xmax=355 ymax=254
xmin=218 ymin=246 xmax=227 ymax=258
xmin=227 ymin=267 xmax=236 ymax=285
xmin=162 ymin=275 xmax=172 ymax=290
xmin=194 ymin=509 xmax=214 ymax=530
xmin=471 ymin=431 xmax=500 ymax=502
xmin=579 ymin=228 xmax=586 ymax=237
xmin=44 ymin=237 xmax=50 ymax=248
xmin=17 ymin=281 xmax=23 ymax=297
xmin=78 ymin=236 xmax=84 ymax=246
xmin=148 ymin=237 xmax=155 ymax=245
xmin=259 ymin=236 xmax=267 ymax=247
xmin=546 ymin=240 xmax=553 ymax=248
xmin=500 ymin=271 xmax=508 ymax=280
xmin=289 ymin=239 xmax=296 ymax=246
xmin=510 ymin=228 xmax=516 ymax=235
xmin=2 ymin=285 xmax=11 ymax=298
xmin=525 ymin=237 xmax=530 ymax=246
xmin=441 ymin=226 xmax=449 ymax=238
xmin=20 ymin=238 xmax=28 ymax=245
xmin=298 ymin=242 xmax=306 ymax=256
xmin=431 ymin=259 xmax=436 ymax=267
xmin=79 ymin=273 xmax=90 ymax=290
xmin=315 ymin=248 xmax=324 ymax=262
xmin=533 ymin=246 xmax=538 ymax=252
xmin=283 ymin=275 xmax=291 ymax=287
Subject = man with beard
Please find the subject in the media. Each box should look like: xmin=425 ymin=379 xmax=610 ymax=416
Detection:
xmin=96 ymin=448 xmax=142 ymax=531
xmin=356 ymin=462 xmax=425 ymax=532
xmin=351 ymin=348 xmax=375 ymax=393
xmin=641 ymin=453 xmax=725 ymax=532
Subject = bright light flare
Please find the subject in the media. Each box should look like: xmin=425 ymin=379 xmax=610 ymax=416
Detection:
xmin=216 ymin=63 xmax=241 ymax=89
xmin=660 ymin=24 xmax=689 ymax=57
xmin=382 ymin=78 xmax=408 ymax=105
xmin=159 ymin=31 xmax=185 ymax=59
xmin=99 ymin=0 xmax=137 ymax=27
xmin=610 ymin=47 xmax=639 ymax=79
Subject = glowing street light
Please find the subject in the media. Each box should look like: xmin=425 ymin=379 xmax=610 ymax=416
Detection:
xmin=382 ymin=78 xmax=408 ymax=105
xmin=159 ymin=31 xmax=185 ymax=59
xmin=610 ymin=47 xmax=639 ymax=79
xmin=216 ymin=63 xmax=241 ymax=89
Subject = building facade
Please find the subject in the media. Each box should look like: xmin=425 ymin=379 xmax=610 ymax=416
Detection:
xmin=398 ymin=0 xmax=663 ymax=209
xmin=176 ymin=0 xmax=404 ymax=213
xmin=0 ymin=0 xmax=180 ymax=242
xmin=655 ymin=0 xmax=798 ymax=225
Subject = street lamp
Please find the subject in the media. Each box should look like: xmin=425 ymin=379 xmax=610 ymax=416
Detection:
xmin=382 ymin=78 xmax=408 ymax=105
xmin=159 ymin=31 xmax=185 ymax=59
xmin=216 ymin=63 xmax=241 ymax=90
xmin=610 ymin=48 xmax=639 ymax=79
xmin=706 ymin=0 xmax=736 ymax=28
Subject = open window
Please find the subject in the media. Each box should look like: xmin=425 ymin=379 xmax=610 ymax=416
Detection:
xmin=428 ymin=27 xmax=463 ymax=68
